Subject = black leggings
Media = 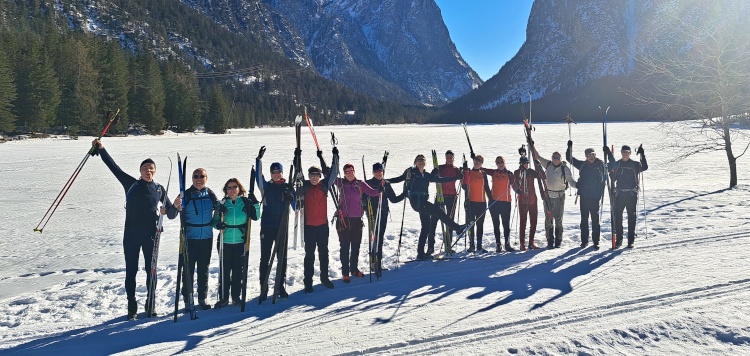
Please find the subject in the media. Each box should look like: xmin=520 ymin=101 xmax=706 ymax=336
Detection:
xmin=304 ymin=224 xmax=330 ymax=283
xmin=123 ymin=232 xmax=154 ymax=301
xmin=489 ymin=201 xmax=512 ymax=245
xmin=217 ymin=242 xmax=244 ymax=301
xmin=182 ymin=238 xmax=213 ymax=301
xmin=411 ymin=198 xmax=461 ymax=255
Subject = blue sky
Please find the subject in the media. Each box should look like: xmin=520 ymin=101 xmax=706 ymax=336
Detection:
xmin=434 ymin=0 xmax=534 ymax=81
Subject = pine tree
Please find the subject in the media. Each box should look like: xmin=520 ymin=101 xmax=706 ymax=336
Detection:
xmin=203 ymin=85 xmax=229 ymax=134
xmin=164 ymin=61 xmax=200 ymax=132
xmin=129 ymin=53 xmax=165 ymax=134
xmin=0 ymin=49 xmax=17 ymax=133
xmin=54 ymin=36 xmax=100 ymax=132
xmin=13 ymin=36 xmax=61 ymax=131
xmin=97 ymin=41 xmax=130 ymax=133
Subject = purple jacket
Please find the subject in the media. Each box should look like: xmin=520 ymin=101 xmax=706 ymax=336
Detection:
xmin=335 ymin=178 xmax=379 ymax=218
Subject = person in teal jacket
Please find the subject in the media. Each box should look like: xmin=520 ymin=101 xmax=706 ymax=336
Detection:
xmin=212 ymin=178 xmax=260 ymax=308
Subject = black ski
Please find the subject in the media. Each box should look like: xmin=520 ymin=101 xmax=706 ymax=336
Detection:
xmin=146 ymin=157 xmax=172 ymax=317
xmin=174 ymin=154 xmax=197 ymax=321
xmin=240 ymin=166 xmax=256 ymax=312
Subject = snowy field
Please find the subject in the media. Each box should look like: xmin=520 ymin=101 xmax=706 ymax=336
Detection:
xmin=1 ymin=122 xmax=749 ymax=355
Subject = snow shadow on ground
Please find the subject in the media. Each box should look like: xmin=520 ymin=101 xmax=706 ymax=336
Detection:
xmin=6 ymin=248 xmax=620 ymax=354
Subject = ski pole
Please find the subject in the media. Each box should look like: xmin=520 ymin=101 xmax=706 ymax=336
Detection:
xmin=217 ymin=200 xmax=225 ymax=304
xmin=34 ymin=110 xmax=120 ymax=233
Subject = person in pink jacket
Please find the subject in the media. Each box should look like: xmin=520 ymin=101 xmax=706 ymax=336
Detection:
xmin=334 ymin=163 xmax=382 ymax=283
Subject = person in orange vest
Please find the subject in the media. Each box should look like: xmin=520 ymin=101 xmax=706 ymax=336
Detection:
xmin=513 ymin=156 xmax=546 ymax=250
xmin=481 ymin=156 xmax=516 ymax=252
xmin=462 ymin=155 xmax=492 ymax=253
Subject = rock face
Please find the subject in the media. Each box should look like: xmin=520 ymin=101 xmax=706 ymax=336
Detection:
xmin=448 ymin=0 xmax=750 ymax=121
xmin=180 ymin=0 xmax=483 ymax=105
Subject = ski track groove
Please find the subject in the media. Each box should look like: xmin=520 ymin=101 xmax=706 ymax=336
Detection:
xmin=345 ymin=278 xmax=750 ymax=356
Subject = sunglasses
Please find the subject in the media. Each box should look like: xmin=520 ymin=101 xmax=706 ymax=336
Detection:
xmin=416 ymin=158 xmax=426 ymax=162
xmin=226 ymin=185 xmax=239 ymax=190
xmin=271 ymin=170 xmax=282 ymax=174
xmin=344 ymin=170 xmax=355 ymax=174
xmin=193 ymin=175 xmax=206 ymax=179
xmin=552 ymin=156 xmax=561 ymax=160
xmin=309 ymin=173 xmax=321 ymax=177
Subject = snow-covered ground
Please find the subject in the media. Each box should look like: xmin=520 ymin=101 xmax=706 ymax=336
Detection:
xmin=1 ymin=122 xmax=749 ymax=355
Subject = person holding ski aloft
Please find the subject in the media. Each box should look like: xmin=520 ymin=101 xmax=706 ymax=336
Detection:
xmin=212 ymin=178 xmax=260 ymax=308
xmin=462 ymin=155 xmax=492 ymax=253
xmin=300 ymin=146 xmax=339 ymax=292
xmin=533 ymin=148 xmax=576 ymax=248
xmin=393 ymin=154 xmax=466 ymax=260
xmin=603 ymin=145 xmax=648 ymax=248
xmin=255 ymin=147 xmax=295 ymax=302
xmin=334 ymin=164 xmax=382 ymax=283
xmin=513 ymin=156 xmax=546 ymax=250
xmin=481 ymin=156 xmax=516 ymax=252
xmin=566 ymin=142 xmax=606 ymax=249
xmin=92 ymin=139 xmax=179 ymax=319
xmin=428 ymin=150 xmax=461 ymax=254
xmin=365 ymin=162 xmax=406 ymax=276
xmin=176 ymin=168 xmax=220 ymax=311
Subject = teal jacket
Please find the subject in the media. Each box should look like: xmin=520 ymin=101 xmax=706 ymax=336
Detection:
xmin=212 ymin=197 xmax=260 ymax=244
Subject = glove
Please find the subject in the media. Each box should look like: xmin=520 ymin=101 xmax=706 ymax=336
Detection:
xmin=248 ymin=194 xmax=259 ymax=205
xmin=431 ymin=168 xmax=438 ymax=175
xmin=294 ymin=147 xmax=302 ymax=157
xmin=332 ymin=146 xmax=339 ymax=155
xmin=462 ymin=160 xmax=469 ymax=170
xmin=215 ymin=202 xmax=228 ymax=214
xmin=284 ymin=188 xmax=294 ymax=201
xmin=89 ymin=145 xmax=100 ymax=156
xmin=257 ymin=146 xmax=266 ymax=160
xmin=636 ymin=145 xmax=644 ymax=156
xmin=216 ymin=222 xmax=227 ymax=230
xmin=377 ymin=184 xmax=385 ymax=193
xmin=317 ymin=149 xmax=323 ymax=159
xmin=470 ymin=152 xmax=476 ymax=160
xmin=567 ymin=140 xmax=573 ymax=148
xmin=603 ymin=146 xmax=611 ymax=155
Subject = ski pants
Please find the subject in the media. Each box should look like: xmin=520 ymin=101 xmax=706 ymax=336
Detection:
xmin=489 ymin=201 xmax=512 ymax=246
xmin=123 ymin=231 xmax=155 ymax=301
xmin=337 ymin=217 xmax=363 ymax=276
xmin=217 ymin=242 xmax=244 ymax=302
xmin=429 ymin=195 xmax=457 ymax=252
xmin=579 ymin=196 xmax=601 ymax=244
xmin=614 ymin=192 xmax=638 ymax=244
xmin=182 ymin=238 xmax=213 ymax=302
xmin=412 ymin=199 xmax=461 ymax=255
xmin=467 ymin=201 xmax=487 ymax=248
xmin=304 ymin=224 xmax=330 ymax=284
xmin=545 ymin=195 xmax=566 ymax=236
xmin=519 ymin=203 xmax=538 ymax=244
xmin=259 ymin=226 xmax=286 ymax=288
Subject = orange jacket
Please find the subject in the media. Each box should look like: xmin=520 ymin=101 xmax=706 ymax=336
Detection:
xmin=462 ymin=169 xmax=488 ymax=203
xmin=481 ymin=168 xmax=515 ymax=203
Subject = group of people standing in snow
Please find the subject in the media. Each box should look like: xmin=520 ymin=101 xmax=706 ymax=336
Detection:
xmin=92 ymin=131 xmax=648 ymax=320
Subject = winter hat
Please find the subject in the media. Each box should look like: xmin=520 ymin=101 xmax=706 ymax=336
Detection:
xmin=270 ymin=162 xmax=283 ymax=172
xmin=140 ymin=158 xmax=156 ymax=168
xmin=308 ymin=166 xmax=322 ymax=175
xmin=372 ymin=162 xmax=384 ymax=172
xmin=621 ymin=145 xmax=632 ymax=152
xmin=343 ymin=163 xmax=355 ymax=172
xmin=584 ymin=148 xmax=596 ymax=155
xmin=519 ymin=156 xmax=530 ymax=164
xmin=445 ymin=150 xmax=455 ymax=156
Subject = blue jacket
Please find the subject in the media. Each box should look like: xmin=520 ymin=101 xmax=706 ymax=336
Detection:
xmin=256 ymin=158 xmax=294 ymax=228
xmin=183 ymin=186 xmax=218 ymax=239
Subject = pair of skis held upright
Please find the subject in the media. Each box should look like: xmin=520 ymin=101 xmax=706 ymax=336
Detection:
xmin=363 ymin=151 xmax=389 ymax=282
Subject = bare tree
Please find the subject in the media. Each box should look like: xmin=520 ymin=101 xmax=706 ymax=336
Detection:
xmin=624 ymin=1 xmax=750 ymax=187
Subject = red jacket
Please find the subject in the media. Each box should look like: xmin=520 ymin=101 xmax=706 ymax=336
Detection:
xmin=438 ymin=164 xmax=460 ymax=196
xmin=513 ymin=168 xmax=545 ymax=205
xmin=304 ymin=183 xmax=328 ymax=227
